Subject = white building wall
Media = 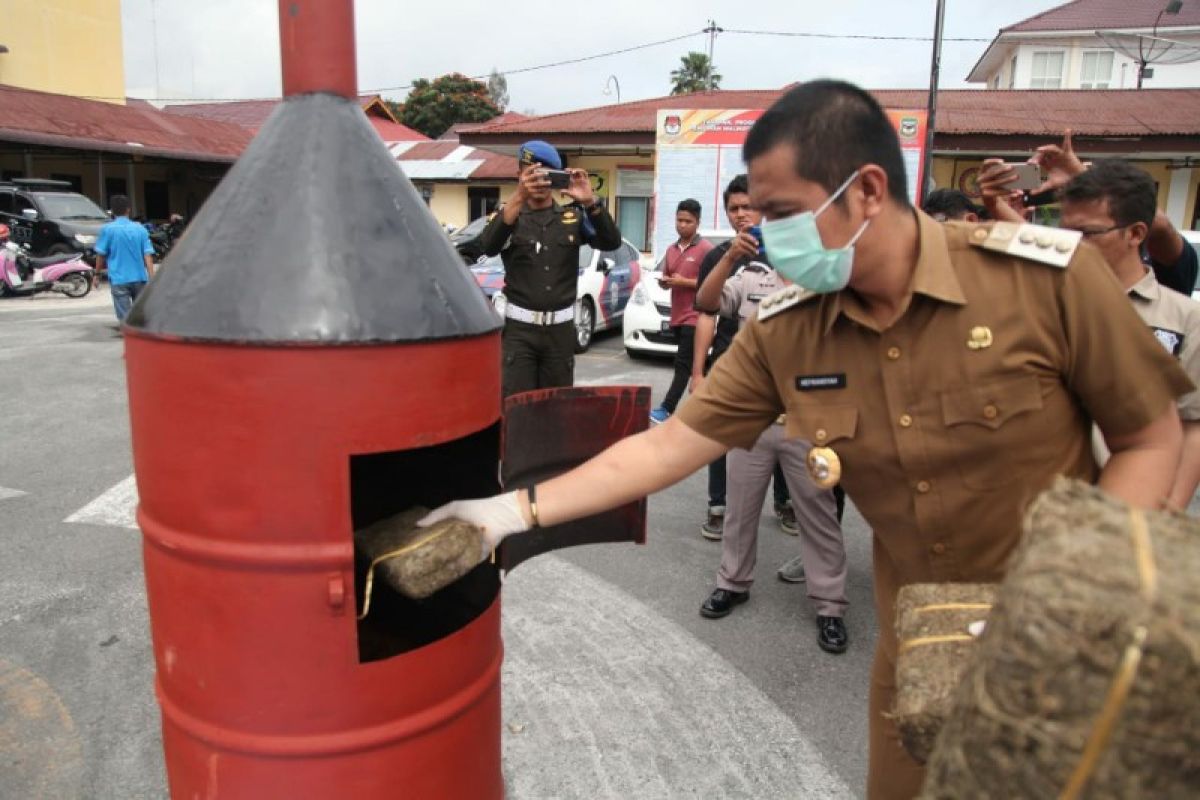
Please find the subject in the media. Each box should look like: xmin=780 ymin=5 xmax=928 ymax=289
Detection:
xmin=1166 ymin=168 xmax=1194 ymax=230
xmin=984 ymin=33 xmax=1200 ymax=89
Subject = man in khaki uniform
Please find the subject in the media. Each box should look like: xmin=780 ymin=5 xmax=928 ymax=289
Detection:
xmin=693 ymin=230 xmax=848 ymax=653
xmin=421 ymin=81 xmax=1192 ymax=799
xmin=1058 ymin=160 xmax=1200 ymax=509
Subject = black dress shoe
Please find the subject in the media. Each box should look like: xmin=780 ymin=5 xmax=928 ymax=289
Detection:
xmin=700 ymin=588 xmax=748 ymax=619
xmin=817 ymin=616 xmax=848 ymax=654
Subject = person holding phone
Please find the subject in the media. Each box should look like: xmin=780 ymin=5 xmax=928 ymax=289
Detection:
xmin=649 ymin=198 xmax=712 ymax=425
xmin=978 ymin=130 xmax=1198 ymax=297
xmin=476 ymin=140 xmax=622 ymax=396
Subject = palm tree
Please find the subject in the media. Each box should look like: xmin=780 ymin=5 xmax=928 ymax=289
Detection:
xmin=670 ymin=52 xmax=721 ymax=95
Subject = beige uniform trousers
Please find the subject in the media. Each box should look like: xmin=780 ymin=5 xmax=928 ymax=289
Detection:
xmin=715 ymin=423 xmax=848 ymax=617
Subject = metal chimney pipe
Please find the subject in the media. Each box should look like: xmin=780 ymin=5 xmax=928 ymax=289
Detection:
xmin=278 ymin=0 xmax=357 ymax=98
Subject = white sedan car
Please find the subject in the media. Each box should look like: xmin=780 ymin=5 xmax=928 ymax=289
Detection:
xmin=623 ymin=231 xmax=733 ymax=358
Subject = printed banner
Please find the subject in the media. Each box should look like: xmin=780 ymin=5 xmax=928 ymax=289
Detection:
xmin=652 ymin=108 xmax=928 ymax=262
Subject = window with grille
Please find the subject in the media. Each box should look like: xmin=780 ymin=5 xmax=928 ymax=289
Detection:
xmin=1031 ymin=52 xmax=1064 ymax=89
xmin=1008 ymin=55 xmax=1017 ymax=88
xmin=1080 ymin=51 xmax=1113 ymax=89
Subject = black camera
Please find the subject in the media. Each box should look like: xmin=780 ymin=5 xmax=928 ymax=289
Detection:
xmin=542 ymin=169 xmax=572 ymax=190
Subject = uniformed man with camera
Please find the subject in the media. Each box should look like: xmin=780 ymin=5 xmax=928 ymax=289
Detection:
xmin=475 ymin=140 xmax=622 ymax=397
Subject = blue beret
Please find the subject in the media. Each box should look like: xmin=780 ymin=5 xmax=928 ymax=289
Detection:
xmin=518 ymin=140 xmax=562 ymax=170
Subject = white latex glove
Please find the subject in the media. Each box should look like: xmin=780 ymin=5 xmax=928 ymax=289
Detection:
xmin=418 ymin=491 xmax=530 ymax=556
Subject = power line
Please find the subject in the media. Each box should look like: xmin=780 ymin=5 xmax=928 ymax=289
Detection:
xmin=77 ymin=29 xmax=706 ymax=103
xmin=78 ymin=25 xmax=994 ymax=105
xmin=365 ymin=30 xmax=707 ymax=94
xmin=723 ymin=27 xmax=990 ymax=43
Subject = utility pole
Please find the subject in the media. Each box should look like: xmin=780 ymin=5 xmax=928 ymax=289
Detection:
xmin=704 ymin=19 xmax=723 ymax=91
xmin=921 ymin=0 xmax=946 ymax=204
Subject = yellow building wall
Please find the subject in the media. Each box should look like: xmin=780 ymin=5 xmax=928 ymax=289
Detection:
xmin=423 ymin=182 xmax=519 ymax=229
xmin=0 ymin=0 xmax=125 ymax=103
xmin=1186 ymin=170 xmax=1200 ymax=231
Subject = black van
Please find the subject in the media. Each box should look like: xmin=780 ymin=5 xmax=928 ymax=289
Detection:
xmin=0 ymin=178 xmax=110 ymax=257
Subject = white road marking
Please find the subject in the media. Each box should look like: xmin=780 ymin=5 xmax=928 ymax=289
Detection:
xmin=575 ymin=371 xmax=646 ymax=386
xmin=64 ymin=475 xmax=138 ymax=529
xmin=0 ymin=487 xmax=27 ymax=501
xmin=502 ymin=557 xmax=853 ymax=799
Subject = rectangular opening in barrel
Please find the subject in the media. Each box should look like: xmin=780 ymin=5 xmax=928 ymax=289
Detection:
xmin=349 ymin=423 xmax=501 ymax=664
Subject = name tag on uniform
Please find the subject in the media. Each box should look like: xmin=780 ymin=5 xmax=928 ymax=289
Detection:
xmin=796 ymin=374 xmax=846 ymax=391
xmin=1151 ymin=327 xmax=1184 ymax=356
xmin=747 ymin=293 xmax=765 ymax=304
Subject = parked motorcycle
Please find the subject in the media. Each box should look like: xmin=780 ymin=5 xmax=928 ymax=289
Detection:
xmin=0 ymin=224 xmax=94 ymax=298
xmin=148 ymin=214 xmax=187 ymax=262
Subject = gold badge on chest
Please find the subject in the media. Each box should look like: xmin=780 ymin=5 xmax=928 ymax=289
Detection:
xmin=967 ymin=326 xmax=993 ymax=351
xmin=808 ymin=446 xmax=842 ymax=489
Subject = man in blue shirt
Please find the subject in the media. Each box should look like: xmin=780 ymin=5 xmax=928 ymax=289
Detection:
xmin=95 ymin=194 xmax=155 ymax=321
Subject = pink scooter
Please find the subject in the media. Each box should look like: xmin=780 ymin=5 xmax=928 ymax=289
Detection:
xmin=0 ymin=223 xmax=93 ymax=298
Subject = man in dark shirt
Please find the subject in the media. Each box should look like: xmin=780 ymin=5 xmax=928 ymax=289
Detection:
xmin=476 ymin=140 xmax=622 ymax=397
xmin=690 ymin=175 xmax=801 ymax=541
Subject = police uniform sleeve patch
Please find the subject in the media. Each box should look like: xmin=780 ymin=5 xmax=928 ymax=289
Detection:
xmin=757 ymin=285 xmax=812 ymax=321
xmin=969 ymin=222 xmax=1080 ymax=269
xmin=1151 ymin=327 xmax=1184 ymax=356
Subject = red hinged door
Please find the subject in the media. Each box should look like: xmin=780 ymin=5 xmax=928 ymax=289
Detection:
xmin=500 ymin=385 xmax=650 ymax=571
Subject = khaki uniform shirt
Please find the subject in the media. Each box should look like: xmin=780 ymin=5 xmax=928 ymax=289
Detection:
xmin=718 ymin=261 xmax=782 ymax=324
xmin=1129 ymin=268 xmax=1200 ymax=421
xmin=677 ymin=212 xmax=1193 ymax=658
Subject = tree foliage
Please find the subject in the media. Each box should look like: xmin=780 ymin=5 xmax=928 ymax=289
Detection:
xmin=382 ymin=99 xmax=404 ymax=121
xmin=486 ymin=68 xmax=509 ymax=112
xmin=399 ymin=73 xmax=501 ymax=139
xmin=670 ymin=52 xmax=721 ymax=95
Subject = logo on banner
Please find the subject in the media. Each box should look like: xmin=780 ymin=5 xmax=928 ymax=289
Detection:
xmin=899 ymin=117 xmax=919 ymax=139
xmin=664 ymin=115 xmax=682 ymax=135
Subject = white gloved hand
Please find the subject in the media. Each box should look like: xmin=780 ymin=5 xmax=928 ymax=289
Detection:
xmin=418 ymin=491 xmax=530 ymax=557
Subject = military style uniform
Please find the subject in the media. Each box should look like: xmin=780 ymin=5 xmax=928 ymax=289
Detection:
xmin=710 ymin=262 xmax=847 ymax=616
xmin=1128 ymin=268 xmax=1200 ymax=420
xmin=1095 ymin=267 xmax=1200 ymax=466
xmin=477 ymin=201 xmax=621 ymax=397
xmin=676 ymin=212 xmax=1194 ymax=799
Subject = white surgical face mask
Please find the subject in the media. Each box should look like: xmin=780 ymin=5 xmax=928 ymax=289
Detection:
xmin=760 ymin=171 xmax=870 ymax=293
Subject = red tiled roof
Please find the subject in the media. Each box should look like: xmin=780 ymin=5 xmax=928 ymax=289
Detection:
xmin=439 ymin=112 xmax=532 ymax=140
xmin=398 ymin=142 xmax=465 ymax=160
xmin=462 ymin=86 xmax=1200 ymax=139
xmin=164 ymin=95 xmax=427 ymax=141
xmin=0 ymin=83 xmax=253 ymax=162
xmin=393 ymin=140 xmax=517 ymax=181
xmin=467 ymin=149 xmax=518 ymax=180
xmin=471 ymin=90 xmax=790 ymax=135
xmin=369 ymin=117 xmax=427 ymax=143
xmin=1003 ymin=0 xmax=1200 ymax=32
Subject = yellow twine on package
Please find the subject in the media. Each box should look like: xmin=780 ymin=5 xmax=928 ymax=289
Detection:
xmin=357 ymin=526 xmax=464 ymax=621
xmin=1059 ymin=508 xmax=1157 ymax=800
xmin=913 ymin=602 xmax=993 ymax=614
xmin=898 ymin=634 xmax=975 ymax=654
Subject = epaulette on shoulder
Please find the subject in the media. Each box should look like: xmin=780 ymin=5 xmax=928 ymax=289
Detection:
xmin=758 ymin=284 xmax=817 ymax=322
xmin=967 ymin=222 xmax=1081 ymax=269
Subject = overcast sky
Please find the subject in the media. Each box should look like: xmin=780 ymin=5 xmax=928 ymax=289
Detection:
xmin=121 ymin=0 xmax=1064 ymax=113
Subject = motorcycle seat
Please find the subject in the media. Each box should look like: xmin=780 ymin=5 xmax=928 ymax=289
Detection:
xmin=27 ymin=252 xmax=81 ymax=268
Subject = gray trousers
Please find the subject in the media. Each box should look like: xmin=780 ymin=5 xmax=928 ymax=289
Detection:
xmin=716 ymin=424 xmax=849 ymax=618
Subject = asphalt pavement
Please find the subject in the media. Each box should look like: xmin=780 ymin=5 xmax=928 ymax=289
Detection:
xmin=0 ymin=292 xmax=875 ymax=799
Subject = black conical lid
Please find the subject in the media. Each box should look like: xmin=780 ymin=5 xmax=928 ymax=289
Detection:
xmin=126 ymin=93 xmax=499 ymax=343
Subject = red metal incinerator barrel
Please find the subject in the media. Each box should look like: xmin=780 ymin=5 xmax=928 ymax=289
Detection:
xmin=122 ymin=1 xmax=508 ymax=796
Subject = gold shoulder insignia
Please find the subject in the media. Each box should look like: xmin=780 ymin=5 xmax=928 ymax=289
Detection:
xmin=968 ymin=222 xmax=1080 ymax=269
xmin=757 ymin=284 xmax=815 ymax=322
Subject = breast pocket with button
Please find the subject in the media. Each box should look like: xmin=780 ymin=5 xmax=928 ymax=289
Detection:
xmin=939 ymin=373 xmax=1046 ymax=489
xmin=783 ymin=404 xmax=859 ymax=448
